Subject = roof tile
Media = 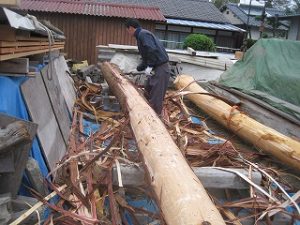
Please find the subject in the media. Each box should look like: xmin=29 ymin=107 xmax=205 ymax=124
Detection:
xmin=20 ymin=0 xmax=166 ymax=21
xmin=93 ymin=0 xmax=229 ymax=23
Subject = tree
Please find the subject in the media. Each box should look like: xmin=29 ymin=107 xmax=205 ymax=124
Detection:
xmin=266 ymin=0 xmax=300 ymax=13
xmin=213 ymin=0 xmax=238 ymax=9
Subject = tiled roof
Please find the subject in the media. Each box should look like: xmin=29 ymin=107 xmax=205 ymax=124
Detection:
xmin=94 ymin=0 xmax=230 ymax=24
xmin=20 ymin=0 xmax=166 ymax=21
xmin=226 ymin=3 xmax=287 ymax=29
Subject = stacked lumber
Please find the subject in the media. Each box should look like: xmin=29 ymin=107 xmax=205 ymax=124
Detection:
xmin=0 ymin=0 xmax=19 ymax=6
xmin=97 ymin=44 xmax=234 ymax=71
xmin=168 ymin=52 xmax=233 ymax=71
xmin=0 ymin=25 xmax=64 ymax=61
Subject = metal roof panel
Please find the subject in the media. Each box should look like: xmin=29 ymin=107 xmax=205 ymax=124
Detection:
xmin=167 ymin=18 xmax=246 ymax=32
xmin=20 ymin=0 xmax=166 ymax=21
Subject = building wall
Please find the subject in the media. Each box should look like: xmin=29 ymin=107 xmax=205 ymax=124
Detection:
xmin=30 ymin=12 xmax=155 ymax=64
xmin=155 ymin=23 xmax=244 ymax=50
xmin=288 ymin=17 xmax=300 ymax=40
xmin=222 ymin=10 xmax=244 ymax=25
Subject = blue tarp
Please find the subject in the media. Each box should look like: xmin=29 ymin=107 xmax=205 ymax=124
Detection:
xmin=0 ymin=75 xmax=49 ymax=195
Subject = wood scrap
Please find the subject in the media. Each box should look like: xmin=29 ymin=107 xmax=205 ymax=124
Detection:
xmin=0 ymin=121 xmax=31 ymax=153
xmin=174 ymin=75 xmax=300 ymax=171
xmin=0 ymin=46 xmax=64 ymax=61
xmin=0 ymin=58 xmax=29 ymax=74
xmin=0 ymin=44 xmax=64 ymax=55
xmin=0 ymin=41 xmax=65 ymax=47
xmin=9 ymin=184 xmax=67 ymax=225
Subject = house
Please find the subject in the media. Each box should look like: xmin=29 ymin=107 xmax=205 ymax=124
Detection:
xmin=19 ymin=0 xmax=166 ymax=64
xmin=95 ymin=0 xmax=246 ymax=50
xmin=221 ymin=2 xmax=288 ymax=40
xmin=19 ymin=0 xmax=245 ymax=63
xmin=275 ymin=14 xmax=300 ymax=40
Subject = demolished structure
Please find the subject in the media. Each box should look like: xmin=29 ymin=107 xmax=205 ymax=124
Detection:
xmin=0 ymin=3 xmax=300 ymax=225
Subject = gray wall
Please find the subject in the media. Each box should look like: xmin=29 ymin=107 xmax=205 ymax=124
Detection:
xmin=288 ymin=17 xmax=300 ymax=40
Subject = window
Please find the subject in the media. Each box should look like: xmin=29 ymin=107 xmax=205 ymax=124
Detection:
xmin=168 ymin=25 xmax=191 ymax=33
xmin=218 ymin=31 xmax=232 ymax=37
xmin=193 ymin=28 xmax=216 ymax=35
xmin=155 ymin=24 xmax=166 ymax=30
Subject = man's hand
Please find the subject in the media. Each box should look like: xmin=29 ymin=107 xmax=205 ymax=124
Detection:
xmin=145 ymin=67 xmax=153 ymax=76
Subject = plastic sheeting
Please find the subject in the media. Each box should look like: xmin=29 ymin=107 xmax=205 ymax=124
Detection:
xmin=219 ymin=39 xmax=300 ymax=120
xmin=0 ymin=75 xmax=49 ymax=195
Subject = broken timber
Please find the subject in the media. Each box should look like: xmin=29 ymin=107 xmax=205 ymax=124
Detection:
xmin=111 ymin=165 xmax=262 ymax=189
xmin=100 ymin=62 xmax=226 ymax=225
xmin=174 ymin=75 xmax=300 ymax=171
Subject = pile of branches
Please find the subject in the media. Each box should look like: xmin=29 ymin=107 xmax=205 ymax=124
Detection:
xmin=31 ymin=81 xmax=163 ymax=225
xmin=162 ymin=91 xmax=300 ymax=224
xmin=16 ymin=80 xmax=299 ymax=225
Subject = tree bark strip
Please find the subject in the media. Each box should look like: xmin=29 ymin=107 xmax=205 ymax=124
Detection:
xmin=100 ymin=62 xmax=225 ymax=225
xmin=174 ymin=75 xmax=300 ymax=171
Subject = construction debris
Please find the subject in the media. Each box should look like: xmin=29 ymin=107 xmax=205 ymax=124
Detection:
xmin=174 ymin=75 xmax=300 ymax=171
xmin=9 ymin=61 xmax=296 ymax=225
xmin=0 ymin=31 xmax=299 ymax=224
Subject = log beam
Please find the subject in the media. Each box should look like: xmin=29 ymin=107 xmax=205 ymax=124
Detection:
xmin=100 ymin=62 xmax=226 ymax=225
xmin=174 ymin=75 xmax=300 ymax=171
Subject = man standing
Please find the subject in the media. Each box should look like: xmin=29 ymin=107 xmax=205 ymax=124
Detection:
xmin=125 ymin=19 xmax=170 ymax=115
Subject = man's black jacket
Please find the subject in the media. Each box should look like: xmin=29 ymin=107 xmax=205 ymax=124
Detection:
xmin=134 ymin=27 xmax=169 ymax=71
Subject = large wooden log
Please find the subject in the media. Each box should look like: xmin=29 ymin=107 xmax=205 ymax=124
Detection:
xmin=174 ymin=75 xmax=300 ymax=171
xmin=100 ymin=62 xmax=226 ymax=225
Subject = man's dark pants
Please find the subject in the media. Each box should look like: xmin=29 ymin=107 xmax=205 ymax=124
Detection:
xmin=145 ymin=62 xmax=170 ymax=114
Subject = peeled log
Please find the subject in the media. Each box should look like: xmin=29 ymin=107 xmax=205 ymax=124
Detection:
xmin=174 ymin=75 xmax=300 ymax=171
xmin=100 ymin=62 xmax=225 ymax=225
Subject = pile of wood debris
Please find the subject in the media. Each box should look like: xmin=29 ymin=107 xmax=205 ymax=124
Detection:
xmin=13 ymin=63 xmax=300 ymax=225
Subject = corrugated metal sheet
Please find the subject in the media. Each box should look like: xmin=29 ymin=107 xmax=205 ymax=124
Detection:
xmin=29 ymin=12 xmax=155 ymax=64
xmin=20 ymin=0 xmax=166 ymax=21
xmin=167 ymin=18 xmax=246 ymax=32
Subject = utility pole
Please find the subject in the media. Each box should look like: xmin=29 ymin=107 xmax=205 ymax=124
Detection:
xmin=246 ymin=0 xmax=253 ymax=39
xmin=259 ymin=2 xmax=267 ymax=38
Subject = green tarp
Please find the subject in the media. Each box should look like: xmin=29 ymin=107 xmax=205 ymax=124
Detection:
xmin=219 ymin=39 xmax=300 ymax=120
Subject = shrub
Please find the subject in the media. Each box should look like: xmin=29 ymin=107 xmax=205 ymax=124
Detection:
xmin=246 ymin=38 xmax=257 ymax=49
xmin=183 ymin=34 xmax=216 ymax=51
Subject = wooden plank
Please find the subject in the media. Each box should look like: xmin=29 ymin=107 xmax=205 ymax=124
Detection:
xmin=0 ymin=0 xmax=20 ymax=6
xmin=21 ymin=73 xmax=67 ymax=171
xmin=0 ymin=41 xmax=65 ymax=47
xmin=0 ymin=58 xmax=29 ymax=74
xmin=0 ymin=153 xmax=14 ymax=173
xmin=0 ymin=47 xmax=64 ymax=61
xmin=0 ymin=114 xmax=37 ymax=196
xmin=0 ymin=121 xmax=31 ymax=153
xmin=0 ymin=72 xmax=36 ymax=77
xmin=40 ymin=59 xmax=71 ymax=144
xmin=53 ymin=55 xmax=76 ymax=115
xmin=16 ymin=36 xmax=49 ymax=42
xmin=111 ymin=165 xmax=262 ymax=189
xmin=0 ymin=44 xmax=64 ymax=54
xmin=0 ymin=25 xmax=16 ymax=41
